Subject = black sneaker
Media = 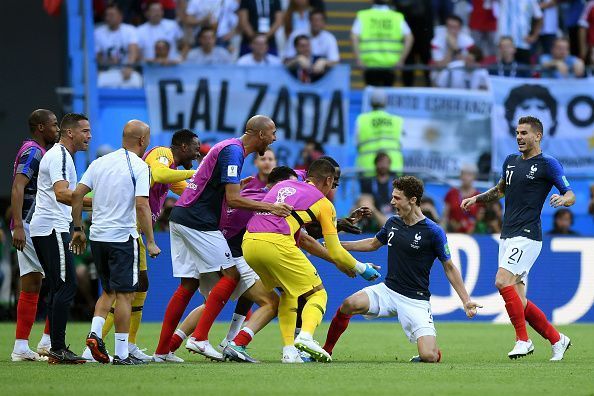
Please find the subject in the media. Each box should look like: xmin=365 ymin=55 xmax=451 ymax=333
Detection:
xmin=128 ymin=355 xmax=148 ymax=365
xmin=112 ymin=355 xmax=145 ymax=365
xmin=48 ymin=347 xmax=87 ymax=365
xmin=86 ymin=332 xmax=110 ymax=364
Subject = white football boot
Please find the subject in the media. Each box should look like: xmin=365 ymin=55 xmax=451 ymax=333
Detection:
xmin=11 ymin=348 xmax=48 ymax=362
xmin=152 ymin=351 xmax=185 ymax=363
xmin=281 ymin=346 xmax=304 ymax=364
xmin=36 ymin=338 xmax=51 ymax=357
xmin=185 ymin=337 xmax=224 ymax=361
xmin=550 ymin=333 xmax=571 ymax=361
xmin=128 ymin=343 xmax=152 ymax=362
xmin=508 ymin=339 xmax=534 ymax=359
xmin=294 ymin=332 xmax=332 ymax=363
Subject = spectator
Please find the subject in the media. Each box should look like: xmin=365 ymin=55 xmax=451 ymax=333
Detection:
xmin=283 ymin=0 xmax=312 ymax=39
xmin=216 ymin=0 xmax=241 ymax=52
xmin=435 ymin=46 xmax=490 ymax=89
xmin=97 ymin=67 xmax=143 ymax=88
xmin=468 ymin=0 xmax=497 ymax=58
xmin=294 ymin=138 xmax=324 ymax=170
xmin=284 ymin=34 xmax=331 ymax=82
xmin=442 ymin=164 xmax=481 ymax=233
xmin=141 ymin=0 xmax=177 ymax=19
xmin=95 ymin=4 xmax=140 ymax=68
xmin=244 ymin=148 xmax=277 ymax=189
xmin=359 ymin=152 xmax=397 ymax=219
xmin=489 ymin=36 xmax=531 ymax=77
xmin=431 ymin=14 xmax=475 ymax=68
xmin=352 ymin=0 xmax=414 ymax=86
xmin=474 ymin=201 xmax=503 ymax=234
xmin=283 ymin=10 xmax=340 ymax=67
xmin=145 ymin=39 xmax=182 ymax=65
xmin=547 ymin=208 xmax=580 ymax=235
xmin=137 ymin=2 xmax=187 ymax=61
xmin=578 ymin=0 xmax=594 ymax=64
xmin=540 ymin=37 xmax=585 ymax=77
xmin=561 ymin=0 xmax=585 ymax=57
xmin=186 ymin=27 xmax=233 ymax=64
xmin=355 ymin=89 xmax=403 ymax=176
xmin=238 ymin=0 xmax=284 ymax=56
xmin=420 ymin=196 xmax=440 ymax=223
xmin=537 ymin=0 xmax=560 ymax=54
xmin=237 ymin=34 xmax=282 ymax=65
xmin=433 ymin=0 xmax=454 ymax=26
xmin=353 ymin=194 xmax=387 ymax=233
xmin=181 ymin=0 xmax=220 ymax=37
xmin=393 ymin=0 xmax=434 ymax=87
xmin=494 ymin=0 xmax=543 ymax=64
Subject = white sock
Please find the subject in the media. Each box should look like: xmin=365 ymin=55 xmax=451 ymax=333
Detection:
xmin=14 ymin=339 xmax=29 ymax=352
xmin=241 ymin=327 xmax=255 ymax=338
xmin=40 ymin=333 xmax=51 ymax=344
xmin=90 ymin=316 xmax=106 ymax=337
xmin=115 ymin=333 xmax=129 ymax=359
xmin=226 ymin=313 xmax=247 ymax=341
xmin=174 ymin=328 xmax=187 ymax=341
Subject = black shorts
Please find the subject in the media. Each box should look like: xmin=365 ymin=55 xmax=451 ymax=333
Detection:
xmin=91 ymin=237 xmax=139 ymax=293
xmin=32 ymin=230 xmax=76 ymax=288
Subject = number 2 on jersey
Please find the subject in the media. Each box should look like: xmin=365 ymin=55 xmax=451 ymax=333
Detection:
xmin=506 ymin=170 xmax=514 ymax=185
xmin=387 ymin=231 xmax=394 ymax=247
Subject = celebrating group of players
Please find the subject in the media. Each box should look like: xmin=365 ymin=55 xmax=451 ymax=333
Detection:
xmin=10 ymin=109 xmax=574 ymax=365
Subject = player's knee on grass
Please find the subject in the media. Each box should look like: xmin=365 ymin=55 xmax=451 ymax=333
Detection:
xmin=417 ymin=336 xmax=439 ymax=363
xmin=137 ymin=270 xmax=149 ymax=292
xmin=222 ymin=265 xmax=240 ymax=281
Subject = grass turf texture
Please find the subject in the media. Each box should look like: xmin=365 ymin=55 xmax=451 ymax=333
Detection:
xmin=1 ymin=322 xmax=594 ymax=395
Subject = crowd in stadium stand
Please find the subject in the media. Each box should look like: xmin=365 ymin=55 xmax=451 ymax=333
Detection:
xmin=93 ymin=0 xmax=594 ymax=88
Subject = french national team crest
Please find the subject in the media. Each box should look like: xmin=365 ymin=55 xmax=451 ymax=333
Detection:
xmin=526 ymin=164 xmax=538 ymax=180
xmin=411 ymin=232 xmax=422 ymax=249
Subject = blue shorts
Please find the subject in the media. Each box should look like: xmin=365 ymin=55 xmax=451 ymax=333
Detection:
xmin=91 ymin=237 xmax=139 ymax=293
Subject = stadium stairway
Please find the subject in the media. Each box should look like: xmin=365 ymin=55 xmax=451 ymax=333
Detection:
xmin=325 ymin=0 xmax=369 ymax=89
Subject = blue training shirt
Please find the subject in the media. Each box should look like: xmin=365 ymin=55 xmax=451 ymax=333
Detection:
xmin=169 ymin=144 xmax=244 ymax=231
xmin=14 ymin=146 xmax=44 ymax=221
xmin=500 ymin=153 xmax=571 ymax=241
xmin=375 ymin=216 xmax=451 ymax=301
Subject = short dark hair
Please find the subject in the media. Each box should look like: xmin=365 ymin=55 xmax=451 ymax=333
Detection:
xmin=171 ymin=129 xmax=198 ymax=146
xmin=446 ymin=14 xmax=463 ymax=26
xmin=28 ymin=109 xmax=54 ymax=132
xmin=318 ymin=155 xmax=339 ymax=168
xmin=309 ymin=9 xmax=326 ymax=20
xmin=374 ymin=151 xmax=390 ymax=165
xmin=468 ymin=46 xmax=484 ymax=63
xmin=307 ymin=158 xmax=335 ymax=181
xmin=268 ymin=166 xmax=298 ymax=185
xmin=518 ymin=115 xmax=544 ymax=136
xmin=554 ymin=208 xmax=573 ymax=222
xmin=504 ymin=84 xmax=557 ymax=136
xmin=198 ymin=27 xmax=216 ymax=39
xmin=60 ymin=113 xmax=88 ymax=131
xmin=251 ymin=33 xmax=268 ymax=43
xmin=105 ymin=3 xmax=122 ymax=13
xmin=393 ymin=176 xmax=424 ymax=205
xmin=294 ymin=34 xmax=310 ymax=48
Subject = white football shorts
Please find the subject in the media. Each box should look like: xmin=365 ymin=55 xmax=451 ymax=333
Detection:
xmin=12 ymin=223 xmax=44 ymax=277
xmin=498 ymin=236 xmax=542 ymax=282
xmin=362 ymin=283 xmax=436 ymax=343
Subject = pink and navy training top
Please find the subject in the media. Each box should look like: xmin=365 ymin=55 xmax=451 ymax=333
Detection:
xmin=11 ymin=140 xmax=47 ymax=228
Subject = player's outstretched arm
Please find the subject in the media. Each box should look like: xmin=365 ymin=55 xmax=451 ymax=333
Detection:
xmin=550 ymin=190 xmax=576 ymax=208
xmin=225 ymin=183 xmax=292 ymax=216
xmin=298 ymin=233 xmax=356 ymax=278
xmin=441 ymin=259 xmax=482 ymax=318
xmin=341 ymin=237 xmax=383 ymax=252
xmin=461 ymin=178 xmax=506 ymax=211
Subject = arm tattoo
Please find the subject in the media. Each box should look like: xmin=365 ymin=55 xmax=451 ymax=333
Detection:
xmin=476 ymin=178 xmax=505 ymax=203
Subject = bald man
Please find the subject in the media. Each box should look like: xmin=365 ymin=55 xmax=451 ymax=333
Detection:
xmin=154 ymin=115 xmax=292 ymax=362
xmin=71 ymin=120 xmax=161 ymax=365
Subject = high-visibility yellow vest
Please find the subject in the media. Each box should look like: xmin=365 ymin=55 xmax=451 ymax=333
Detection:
xmin=356 ymin=109 xmax=403 ymax=174
xmin=357 ymin=8 xmax=405 ymax=67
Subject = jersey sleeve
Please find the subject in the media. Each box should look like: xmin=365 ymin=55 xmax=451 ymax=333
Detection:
xmin=431 ymin=225 xmax=451 ymax=263
xmin=49 ymin=149 xmax=68 ymax=185
xmin=375 ymin=220 xmax=389 ymax=245
xmin=135 ymin=163 xmax=150 ymax=197
xmin=218 ymin=145 xmax=244 ymax=185
xmin=79 ymin=161 xmax=95 ymax=190
xmin=545 ymin=156 xmax=571 ymax=194
xmin=15 ymin=147 xmax=42 ymax=180
xmin=317 ymin=197 xmax=338 ymax=236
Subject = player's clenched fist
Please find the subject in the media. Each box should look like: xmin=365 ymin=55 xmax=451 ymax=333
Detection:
xmin=147 ymin=241 xmax=161 ymax=258
xmin=270 ymin=202 xmax=293 ymax=217
xmin=460 ymin=196 xmax=477 ymax=211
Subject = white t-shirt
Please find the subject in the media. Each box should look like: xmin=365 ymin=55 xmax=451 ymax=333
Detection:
xmin=79 ymin=148 xmax=150 ymax=243
xmin=185 ymin=47 xmax=233 ymax=64
xmin=97 ymin=69 xmax=143 ymax=88
xmin=94 ymin=23 xmax=138 ymax=64
xmin=351 ymin=5 xmax=411 ymax=36
xmin=538 ymin=0 xmax=558 ymax=35
xmin=30 ymin=144 xmax=78 ymax=237
xmin=434 ymin=59 xmax=491 ymax=90
xmin=494 ymin=0 xmax=543 ymax=50
xmin=137 ymin=19 xmax=183 ymax=60
xmin=431 ymin=29 xmax=475 ymax=63
xmin=283 ymin=29 xmax=340 ymax=62
xmin=236 ymin=53 xmax=282 ymax=65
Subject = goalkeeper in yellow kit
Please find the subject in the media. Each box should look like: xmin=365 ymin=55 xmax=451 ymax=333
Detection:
xmin=95 ymin=129 xmax=200 ymax=362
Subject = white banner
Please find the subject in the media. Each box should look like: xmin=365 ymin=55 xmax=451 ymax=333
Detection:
xmin=491 ymin=76 xmax=594 ymax=176
xmin=361 ymin=87 xmax=492 ymax=177
xmin=143 ymin=64 xmax=351 ymax=171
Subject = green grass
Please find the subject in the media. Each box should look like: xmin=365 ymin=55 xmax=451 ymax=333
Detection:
xmin=1 ymin=322 xmax=594 ymax=395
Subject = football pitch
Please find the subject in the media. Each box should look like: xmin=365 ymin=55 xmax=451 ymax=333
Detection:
xmin=1 ymin=322 xmax=593 ymax=395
